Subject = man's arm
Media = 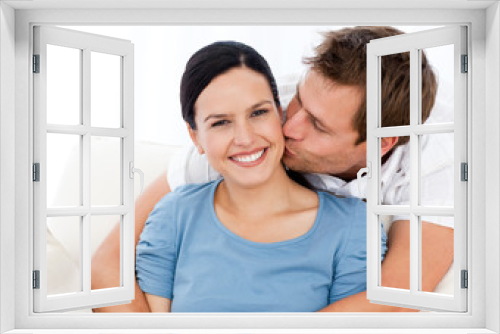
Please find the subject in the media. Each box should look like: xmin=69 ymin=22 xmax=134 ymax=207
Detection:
xmin=91 ymin=174 xmax=171 ymax=312
xmin=318 ymin=220 xmax=454 ymax=312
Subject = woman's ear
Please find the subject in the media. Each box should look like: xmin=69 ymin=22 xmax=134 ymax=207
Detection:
xmin=187 ymin=123 xmax=205 ymax=155
xmin=380 ymin=136 xmax=399 ymax=157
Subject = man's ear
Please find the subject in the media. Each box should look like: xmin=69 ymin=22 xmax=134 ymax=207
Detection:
xmin=380 ymin=136 xmax=399 ymax=157
xmin=187 ymin=123 xmax=205 ymax=155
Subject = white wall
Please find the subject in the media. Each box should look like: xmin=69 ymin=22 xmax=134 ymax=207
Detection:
xmin=485 ymin=2 xmax=500 ymax=333
xmin=12 ymin=7 xmax=489 ymax=330
xmin=0 ymin=2 xmax=16 ymax=333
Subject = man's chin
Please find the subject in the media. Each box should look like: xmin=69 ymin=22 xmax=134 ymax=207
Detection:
xmin=283 ymin=156 xmax=309 ymax=173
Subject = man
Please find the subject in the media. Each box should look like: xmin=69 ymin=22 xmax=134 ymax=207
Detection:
xmin=92 ymin=26 xmax=454 ymax=312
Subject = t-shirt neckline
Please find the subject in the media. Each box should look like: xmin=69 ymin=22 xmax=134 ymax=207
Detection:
xmin=208 ymin=179 xmax=324 ymax=249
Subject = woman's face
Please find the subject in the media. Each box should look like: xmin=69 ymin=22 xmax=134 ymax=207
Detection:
xmin=189 ymin=67 xmax=284 ymax=189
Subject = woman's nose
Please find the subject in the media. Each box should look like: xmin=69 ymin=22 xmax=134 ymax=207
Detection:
xmin=283 ymin=108 xmax=307 ymax=141
xmin=233 ymin=121 xmax=255 ymax=146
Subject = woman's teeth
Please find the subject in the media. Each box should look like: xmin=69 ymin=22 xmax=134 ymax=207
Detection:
xmin=232 ymin=149 xmax=265 ymax=163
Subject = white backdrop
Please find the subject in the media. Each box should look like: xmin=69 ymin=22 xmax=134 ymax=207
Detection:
xmin=61 ymin=25 xmax=446 ymax=146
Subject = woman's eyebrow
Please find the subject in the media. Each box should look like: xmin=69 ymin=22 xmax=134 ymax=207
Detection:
xmin=203 ymin=100 xmax=273 ymax=123
xmin=247 ymin=100 xmax=273 ymax=111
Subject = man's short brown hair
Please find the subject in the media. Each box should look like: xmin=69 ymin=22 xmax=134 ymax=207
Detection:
xmin=304 ymin=26 xmax=437 ymax=147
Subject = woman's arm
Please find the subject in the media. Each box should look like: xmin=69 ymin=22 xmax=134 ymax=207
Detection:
xmin=318 ymin=220 xmax=454 ymax=312
xmin=145 ymin=294 xmax=172 ymax=312
xmin=91 ymin=174 xmax=171 ymax=312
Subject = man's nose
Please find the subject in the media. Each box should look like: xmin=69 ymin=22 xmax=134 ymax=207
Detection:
xmin=283 ymin=109 xmax=307 ymax=141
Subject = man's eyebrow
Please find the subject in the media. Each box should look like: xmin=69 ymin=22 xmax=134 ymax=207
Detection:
xmin=296 ymin=85 xmax=330 ymax=132
xmin=307 ymin=110 xmax=330 ymax=131
xmin=203 ymin=113 xmax=229 ymax=123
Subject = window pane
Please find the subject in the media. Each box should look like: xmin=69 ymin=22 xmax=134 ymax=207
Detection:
xmin=379 ymin=215 xmax=409 ymax=291
xmin=380 ymin=52 xmax=410 ymax=128
xmin=47 ymin=44 xmax=81 ymax=125
xmin=91 ymin=136 xmax=121 ymax=206
xmin=91 ymin=52 xmax=121 ymax=128
xmin=91 ymin=215 xmax=121 ymax=290
xmin=420 ymin=133 xmax=454 ymax=207
xmin=421 ymin=45 xmax=454 ymax=125
xmin=420 ymin=216 xmax=454 ymax=296
xmin=47 ymin=133 xmax=80 ymax=208
xmin=380 ymin=136 xmax=410 ymax=205
xmin=47 ymin=216 xmax=82 ymax=295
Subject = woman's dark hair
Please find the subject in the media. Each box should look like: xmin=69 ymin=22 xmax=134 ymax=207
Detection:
xmin=180 ymin=41 xmax=281 ymax=129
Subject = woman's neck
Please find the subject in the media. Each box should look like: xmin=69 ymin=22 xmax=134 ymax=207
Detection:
xmin=215 ymin=166 xmax=299 ymax=219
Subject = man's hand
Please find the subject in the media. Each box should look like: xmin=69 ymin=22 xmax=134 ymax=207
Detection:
xmin=318 ymin=220 xmax=454 ymax=312
xmin=91 ymin=174 xmax=171 ymax=312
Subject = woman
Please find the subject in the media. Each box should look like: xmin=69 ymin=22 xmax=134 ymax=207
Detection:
xmin=135 ymin=41 xmax=386 ymax=312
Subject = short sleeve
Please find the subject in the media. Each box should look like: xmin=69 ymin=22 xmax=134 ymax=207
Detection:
xmin=167 ymin=145 xmax=221 ymax=191
xmin=135 ymin=195 xmax=179 ymax=299
xmin=329 ymin=201 xmax=388 ymax=304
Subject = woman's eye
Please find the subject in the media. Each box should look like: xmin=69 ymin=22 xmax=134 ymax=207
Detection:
xmin=211 ymin=120 xmax=229 ymax=128
xmin=251 ymin=109 xmax=268 ymax=117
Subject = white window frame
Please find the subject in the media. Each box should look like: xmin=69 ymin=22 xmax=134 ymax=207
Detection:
xmin=32 ymin=25 xmax=135 ymax=312
xmin=365 ymin=26 xmax=468 ymax=312
xmin=1 ymin=2 xmax=498 ymax=333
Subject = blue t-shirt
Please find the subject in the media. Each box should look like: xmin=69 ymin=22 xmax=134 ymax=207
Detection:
xmin=136 ymin=180 xmax=387 ymax=312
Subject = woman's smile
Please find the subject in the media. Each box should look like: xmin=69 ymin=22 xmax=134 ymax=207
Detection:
xmin=229 ymin=148 xmax=268 ymax=166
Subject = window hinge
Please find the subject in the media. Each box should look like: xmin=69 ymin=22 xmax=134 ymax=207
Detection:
xmin=33 ymin=270 xmax=40 ymax=289
xmin=461 ymin=162 xmax=468 ymax=181
xmin=33 ymin=54 xmax=40 ymax=73
xmin=461 ymin=270 xmax=468 ymax=289
xmin=461 ymin=54 xmax=468 ymax=73
xmin=33 ymin=163 xmax=40 ymax=182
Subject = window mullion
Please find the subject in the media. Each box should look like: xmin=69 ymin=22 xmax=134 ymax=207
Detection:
xmin=374 ymin=123 xmax=454 ymax=138
xmin=409 ymin=47 xmax=420 ymax=295
xmin=82 ymin=47 xmax=91 ymax=295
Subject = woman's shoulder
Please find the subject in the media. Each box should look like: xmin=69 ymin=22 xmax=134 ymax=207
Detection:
xmin=317 ymin=191 xmax=367 ymax=230
xmin=319 ymin=191 xmax=366 ymax=213
xmin=154 ymin=180 xmax=218 ymax=212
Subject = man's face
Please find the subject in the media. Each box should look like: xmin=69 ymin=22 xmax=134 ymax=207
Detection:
xmin=282 ymin=70 xmax=367 ymax=181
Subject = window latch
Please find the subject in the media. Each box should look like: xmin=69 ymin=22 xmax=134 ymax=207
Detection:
xmin=356 ymin=162 xmax=371 ymax=197
xmin=129 ymin=162 xmax=144 ymax=194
